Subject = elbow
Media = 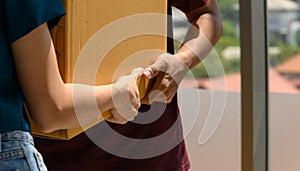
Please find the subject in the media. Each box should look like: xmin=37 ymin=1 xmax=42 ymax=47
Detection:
xmin=35 ymin=123 xmax=57 ymax=134
xmin=24 ymin=84 xmax=71 ymax=133
xmin=28 ymin=104 xmax=65 ymax=133
xmin=31 ymin=115 xmax=58 ymax=134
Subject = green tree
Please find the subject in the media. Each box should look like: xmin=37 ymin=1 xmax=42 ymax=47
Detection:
xmin=218 ymin=0 xmax=238 ymax=21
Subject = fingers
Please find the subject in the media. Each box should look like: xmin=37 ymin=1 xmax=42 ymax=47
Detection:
xmin=141 ymin=90 xmax=166 ymax=105
xmin=116 ymin=67 xmax=143 ymax=85
xmin=142 ymin=56 xmax=168 ymax=80
xmin=141 ymin=73 xmax=178 ymax=104
xmin=141 ymin=87 xmax=177 ymax=104
xmin=105 ymin=105 xmax=139 ymax=124
xmin=128 ymin=68 xmax=142 ymax=109
xmin=105 ymin=108 xmax=128 ymax=124
xmin=144 ymin=53 xmax=189 ymax=85
xmin=108 ymin=67 xmax=143 ymax=124
xmin=106 ymin=116 xmax=128 ymax=125
xmin=141 ymin=53 xmax=189 ymax=105
xmin=129 ymin=92 xmax=141 ymax=109
xmin=142 ymin=68 xmax=155 ymax=80
xmin=131 ymin=67 xmax=144 ymax=76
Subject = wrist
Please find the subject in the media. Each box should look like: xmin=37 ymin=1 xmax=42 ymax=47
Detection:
xmin=95 ymin=84 xmax=114 ymax=112
xmin=175 ymin=50 xmax=201 ymax=69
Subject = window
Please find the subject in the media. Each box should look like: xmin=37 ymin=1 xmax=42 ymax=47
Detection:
xmin=173 ymin=0 xmax=242 ymax=169
xmin=268 ymin=0 xmax=300 ymax=170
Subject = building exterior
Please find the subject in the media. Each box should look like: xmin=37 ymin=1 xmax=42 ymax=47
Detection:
xmin=233 ymin=0 xmax=300 ymax=44
xmin=276 ymin=53 xmax=300 ymax=89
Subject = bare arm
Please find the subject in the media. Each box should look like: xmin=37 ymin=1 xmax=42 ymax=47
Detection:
xmin=141 ymin=0 xmax=222 ymax=104
xmin=12 ymin=23 xmax=140 ymax=133
xmin=177 ymin=0 xmax=222 ymax=68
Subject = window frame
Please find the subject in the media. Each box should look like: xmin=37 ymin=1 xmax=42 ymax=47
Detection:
xmin=239 ymin=0 xmax=269 ymax=170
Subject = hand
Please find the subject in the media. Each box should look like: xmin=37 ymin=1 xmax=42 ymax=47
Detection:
xmin=106 ymin=67 xmax=143 ymax=124
xmin=141 ymin=53 xmax=189 ymax=104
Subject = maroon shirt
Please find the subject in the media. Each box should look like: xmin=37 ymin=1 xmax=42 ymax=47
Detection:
xmin=34 ymin=1 xmax=207 ymax=170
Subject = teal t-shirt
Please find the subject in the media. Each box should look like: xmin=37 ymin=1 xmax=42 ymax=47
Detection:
xmin=0 ymin=0 xmax=65 ymax=132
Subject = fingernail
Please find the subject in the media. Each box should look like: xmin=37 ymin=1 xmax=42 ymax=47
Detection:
xmin=142 ymin=70 xmax=151 ymax=79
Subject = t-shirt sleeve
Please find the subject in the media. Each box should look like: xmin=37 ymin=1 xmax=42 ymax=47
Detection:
xmin=4 ymin=0 xmax=66 ymax=44
xmin=171 ymin=0 xmax=206 ymax=14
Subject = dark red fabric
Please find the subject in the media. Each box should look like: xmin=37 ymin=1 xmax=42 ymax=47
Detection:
xmin=35 ymin=98 xmax=190 ymax=171
xmin=172 ymin=0 xmax=206 ymax=14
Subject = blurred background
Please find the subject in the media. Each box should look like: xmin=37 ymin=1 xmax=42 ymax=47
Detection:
xmin=173 ymin=0 xmax=300 ymax=170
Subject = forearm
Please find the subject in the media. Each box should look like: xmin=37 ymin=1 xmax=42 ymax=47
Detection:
xmin=176 ymin=1 xmax=222 ymax=69
xmin=28 ymin=83 xmax=114 ymax=133
xmin=12 ymin=21 xmax=141 ymax=132
xmin=11 ymin=23 xmax=119 ymax=132
xmin=57 ymin=84 xmax=114 ymax=128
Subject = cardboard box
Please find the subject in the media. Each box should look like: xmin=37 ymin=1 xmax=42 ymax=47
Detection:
xmin=28 ymin=0 xmax=167 ymax=140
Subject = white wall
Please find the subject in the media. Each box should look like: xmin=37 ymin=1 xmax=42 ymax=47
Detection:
xmin=179 ymin=89 xmax=300 ymax=170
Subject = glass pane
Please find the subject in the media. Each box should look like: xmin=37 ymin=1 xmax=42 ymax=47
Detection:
xmin=268 ymin=0 xmax=300 ymax=170
xmin=173 ymin=0 xmax=241 ymax=170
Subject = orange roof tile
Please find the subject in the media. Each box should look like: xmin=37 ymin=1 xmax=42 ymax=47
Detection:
xmin=276 ymin=53 xmax=300 ymax=74
xmin=180 ymin=68 xmax=299 ymax=93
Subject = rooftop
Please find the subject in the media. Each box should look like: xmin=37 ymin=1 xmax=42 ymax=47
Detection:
xmin=180 ymin=68 xmax=299 ymax=93
xmin=276 ymin=53 xmax=300 ymax=74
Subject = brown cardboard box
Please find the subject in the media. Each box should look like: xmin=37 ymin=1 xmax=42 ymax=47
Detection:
xmin=28 ymin=0 xmax=167 ymax=140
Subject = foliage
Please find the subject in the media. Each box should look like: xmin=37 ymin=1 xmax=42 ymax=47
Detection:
xmin=217 ymin=0 xmax=238 ymax=21
xmin=215 ymin=20 xmax=240 ymax=51
xmin=185 ymin=0 xmax=300 ymax=79
xmin=276 ymin=43 xmax=300 ymax=64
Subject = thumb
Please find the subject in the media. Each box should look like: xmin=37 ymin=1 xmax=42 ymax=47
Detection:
xmin=142 ymin=68 xmax=157 ymax=80
xmin=142 ymin=53 xmax=172 ymax=79
xmin=129 ymin=67 xmax=144 ymax=83
xmin=142 ymin=59 xmax=166 ymax=79
xmin=131 ymin=67 xmax=144 ymax=76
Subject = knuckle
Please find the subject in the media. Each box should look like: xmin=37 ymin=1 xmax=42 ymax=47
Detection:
xmin=117 ymin=117 xmax=128 ymax=124
xmin=127 ymin=117 xmax=134 ymax=122
xmin=160 ymin=82 xmax=168 ymax=89
xmin=119 ymin=121 xmax=128 ymax=125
